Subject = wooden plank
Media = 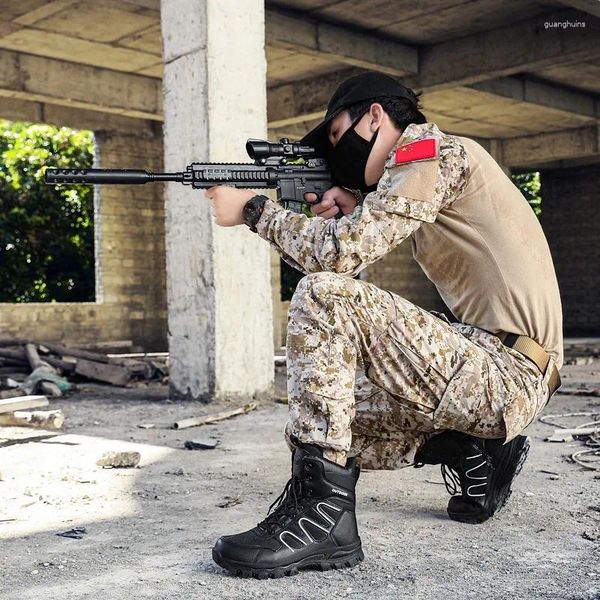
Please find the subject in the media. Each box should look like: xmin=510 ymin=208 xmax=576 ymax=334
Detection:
xmin=43 ymin=342 xmax=110 ymax=364
xmin=0 ymin=348 xmax=27 ymax=362
xmin=0 ymin=339 xmax=29 ymax=346
xmin=0 ymin=367 xmax=28 ymax=375
xmin=43 ymin=355 xmax=76 ymax=373
xmin=0 ymin=396 xmax=49 ymax=414
xmin=74 ymin=358 xmax=131 ymax=386
xmin=0 ymin=410 xmax=64 ymax=429
xmin=76 ymin=340 xmax=134 ymax=352
xmin=24 ymin=343 xmax=44 ymax=370
xmin=173 ymin=402 xmax=258 ymax=430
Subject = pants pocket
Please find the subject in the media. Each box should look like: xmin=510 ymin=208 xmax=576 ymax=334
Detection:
xmin=432 ymin=359 xmax=506 ymax=438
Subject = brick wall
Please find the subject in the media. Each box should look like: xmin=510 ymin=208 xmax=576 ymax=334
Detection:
xmin=540 ymin=164 xmax=600 ymax=335
xmin=0 ymin=122 xmax=168 ymax=350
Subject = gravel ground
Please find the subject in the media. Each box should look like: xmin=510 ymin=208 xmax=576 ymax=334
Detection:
xmin=0 ymin=362 xmax=598 ymax=600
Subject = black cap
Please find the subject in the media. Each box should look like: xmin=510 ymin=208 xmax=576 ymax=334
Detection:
xmin=300 ymin=71 xmax=418 ymax=153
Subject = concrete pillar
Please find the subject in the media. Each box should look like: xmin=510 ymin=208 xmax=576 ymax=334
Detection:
xmin=161 ymin=0 xmax=273 ymax=401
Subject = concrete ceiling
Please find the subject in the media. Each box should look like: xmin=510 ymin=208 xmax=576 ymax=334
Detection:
xmin=0 ymin=0 xmax=598 ymax=155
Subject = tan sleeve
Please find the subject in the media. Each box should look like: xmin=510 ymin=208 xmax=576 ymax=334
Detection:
xmin=254 ymin=134 xmax=470 ymax=276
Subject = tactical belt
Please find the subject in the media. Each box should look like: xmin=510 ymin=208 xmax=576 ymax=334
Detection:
xmin=497 ymin=332 xmax=561 ymax=396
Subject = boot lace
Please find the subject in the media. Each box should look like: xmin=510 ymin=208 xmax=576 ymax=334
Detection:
xmin=441 ymin=464 xmax=461 ymax=495
xmin=441 ymin=452 xmax=490 ymax=498
xmin=257 ymin=474 xmax=304 ymax=534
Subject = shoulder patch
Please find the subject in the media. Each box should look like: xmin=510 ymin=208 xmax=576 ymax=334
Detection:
xmin=394 ymin=138 xmax=438 ymax=165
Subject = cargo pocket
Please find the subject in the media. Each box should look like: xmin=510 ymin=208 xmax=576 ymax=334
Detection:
xmin=500 ymin=355 xmax=551 ymax=441
xmin=432 ymin=359 xmax=504 ymax=438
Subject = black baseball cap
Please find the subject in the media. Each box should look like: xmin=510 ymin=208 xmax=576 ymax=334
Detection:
xmin=300 ymin=71 xmax=419 ymax=153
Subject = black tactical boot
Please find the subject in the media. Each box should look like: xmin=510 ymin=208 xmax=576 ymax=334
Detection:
xmin=212 ymin=443 xmax=363 ymax=578
xmin=414 ymin=431 xmax=530 ymax=524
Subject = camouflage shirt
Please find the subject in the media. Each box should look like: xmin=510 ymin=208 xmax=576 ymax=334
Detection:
xmin=254 ymin=123 xmax=470 ymax=275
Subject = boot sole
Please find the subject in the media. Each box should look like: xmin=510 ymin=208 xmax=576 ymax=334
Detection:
xmin=212 ymin=544 xmax=364 ymax=579
xmin=448 ymin=436 xmax=530 ymax=524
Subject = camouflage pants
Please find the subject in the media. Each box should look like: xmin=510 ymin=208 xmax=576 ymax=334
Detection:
xmin=285 ymin=272 xmax=553 ymax=469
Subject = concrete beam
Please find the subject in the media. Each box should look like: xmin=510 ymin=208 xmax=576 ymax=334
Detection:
xmin=266 ymin=11 xmax=600 ymax=128
xmin=556 ymin=0 xmax=600 ymax=18
xmin=267 ymin=69 xmax=600 ymax=132
xmin=0 ymin=96 xmax=159 ymax=135
xmin=0 ymin=49 xmax=162 ymax=121
xmin=411 ymin=10 xmax=600 ymax=91
xmin=267 ymin=67 xmax=361 ymax=128
xmin=469 ymin=77 xmax=600 ymax=119
xmin=501 ymin=124 xmax=599 ymax=168
xmin=265 ymin=9 xmax=417 ymax=77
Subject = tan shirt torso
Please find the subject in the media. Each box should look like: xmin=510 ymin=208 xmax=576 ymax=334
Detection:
xmin=412 ymin=135 xmax=563 ymax=367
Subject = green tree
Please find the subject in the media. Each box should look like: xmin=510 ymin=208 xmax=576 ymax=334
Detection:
xmin=0 ymin=120 xmax=95 ymax=302
xmin=512 ymin=171 xmax=542 ymax=216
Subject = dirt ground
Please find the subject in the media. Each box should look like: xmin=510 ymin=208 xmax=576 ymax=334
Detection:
xmin=1 ymin=361 xmax=598 ymax=600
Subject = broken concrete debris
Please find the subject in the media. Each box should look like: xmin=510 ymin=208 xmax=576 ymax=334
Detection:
xmin=56 ymin=527 xmax=87 ymax=540
xmin=96 ymin=451 xmax=141 ymax=469
xmin=184 ymin=439 xmax=220 ymax=450
xmin=216 ymin=496 xmax=242 ymax=509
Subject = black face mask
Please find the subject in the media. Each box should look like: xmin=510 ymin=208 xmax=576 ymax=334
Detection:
xmin=326 ymin=114 xmax=379 ymax=194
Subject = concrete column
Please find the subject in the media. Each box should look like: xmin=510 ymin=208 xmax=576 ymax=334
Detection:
xmin=161 ymin=0 xmax=273 ymax=401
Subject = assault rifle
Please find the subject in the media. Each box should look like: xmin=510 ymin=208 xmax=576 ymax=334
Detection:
xmin=44 ymin=138 xmax=332 ymax=213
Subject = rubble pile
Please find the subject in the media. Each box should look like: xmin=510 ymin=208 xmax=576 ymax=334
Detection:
xmin=0 ymin=338 xmax=168 ymax=400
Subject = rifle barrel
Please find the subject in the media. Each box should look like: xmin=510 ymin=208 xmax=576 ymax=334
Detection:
xmin=44 ymin=168 xmax=184 ymax=185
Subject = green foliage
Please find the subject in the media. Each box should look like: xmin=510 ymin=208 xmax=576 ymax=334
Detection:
xmin=0 ymin=120 xmax=95 ymax=302
xmin=512 ymin=171 xmax=542 ymax=216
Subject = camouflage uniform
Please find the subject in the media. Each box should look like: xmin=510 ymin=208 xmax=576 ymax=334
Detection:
xmin=255 ymin=123 xmax=553 ymax=468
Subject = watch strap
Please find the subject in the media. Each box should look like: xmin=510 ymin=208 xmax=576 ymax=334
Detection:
xmin=243 ymin=195 xmax=269 ymax=232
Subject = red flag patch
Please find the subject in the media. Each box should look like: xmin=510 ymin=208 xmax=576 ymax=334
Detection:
xmin=394 ymin=138 xmax=438 ymax=165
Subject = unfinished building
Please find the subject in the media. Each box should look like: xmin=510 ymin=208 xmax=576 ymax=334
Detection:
xmin=0 ymin=0 xmax=598 ymax=401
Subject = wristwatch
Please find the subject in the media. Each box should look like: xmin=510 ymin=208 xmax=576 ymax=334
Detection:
xmin=243 ymin=195 xmax=268 ymax=232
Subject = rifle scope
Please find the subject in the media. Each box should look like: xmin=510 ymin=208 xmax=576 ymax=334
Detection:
xmin=246 ymin=139 xmax=316 ymax=160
